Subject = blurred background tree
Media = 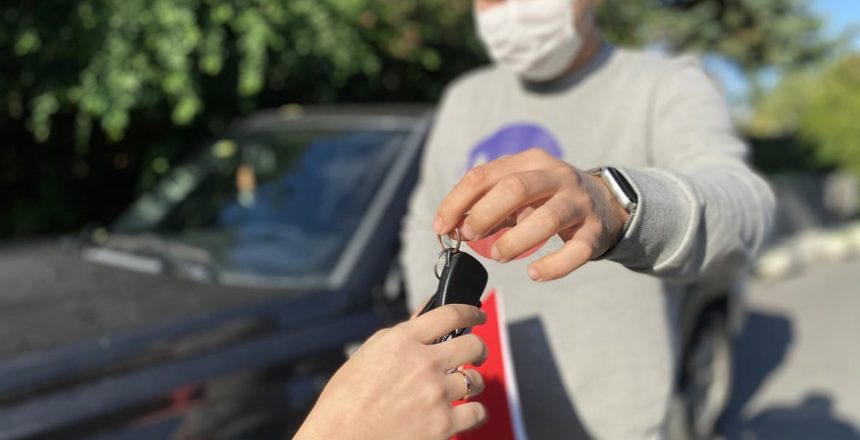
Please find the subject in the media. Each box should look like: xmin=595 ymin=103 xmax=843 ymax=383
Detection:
xmin=0 ymin=0 xmax=847 ymax=238
xmin=0 ymin=0 xmax=484 ymax=237
xmin=798 ymin=55 xmax=860 ymax=175
xmin=2 ymin=0 xmax=483 ymax=143
xmin=748 ymin=54 xmax=860 ymax=174
xmin=639 ymin=0 xmax=833 ymax=99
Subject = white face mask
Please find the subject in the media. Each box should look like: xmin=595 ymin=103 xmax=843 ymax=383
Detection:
xmin=475 ymin=0 xmax=582 ymax=82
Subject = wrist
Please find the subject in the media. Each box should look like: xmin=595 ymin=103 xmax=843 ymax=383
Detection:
xmin=293 ymin=417 xmax=327 ymax=440
xmin=294 ymin=399 xmax=348 ymax=440
xmin=586 ymin=166 xmax=639 ymax=258
xmin=589 ymin=173 xmax=629 ymax=234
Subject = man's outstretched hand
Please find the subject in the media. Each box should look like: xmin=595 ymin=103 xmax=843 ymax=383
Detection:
xmin=433 ymin=148 xmax=629 ymax=281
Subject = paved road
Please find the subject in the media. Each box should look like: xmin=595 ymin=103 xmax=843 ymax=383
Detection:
xmin=719 ymin=258 xmax=860 ymax=440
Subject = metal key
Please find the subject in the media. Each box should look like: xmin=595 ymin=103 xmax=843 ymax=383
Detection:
xmin=418 ymin=230 xmax=488 ymax=343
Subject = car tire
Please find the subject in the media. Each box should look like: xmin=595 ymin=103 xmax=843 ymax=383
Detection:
xmin=667 ymin=310 xmax=733 ymax=440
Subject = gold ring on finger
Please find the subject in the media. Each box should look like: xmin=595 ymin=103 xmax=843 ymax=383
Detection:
xmin=453 ymin=369 xmax=472 ymax=401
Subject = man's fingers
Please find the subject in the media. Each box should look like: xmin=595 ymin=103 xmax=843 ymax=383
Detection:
xmin=434 ymin=159 xmax=518 ymax=237
xmin=405 ymin=304 xmax=486 ymax=344
xmin=444 ymin=368 xmax=485 ymax=402
xmin=490 ymin=195 xmax=583 ymax=262
xmin=527 ymin=232 xmax=599 ymax=281
xmin=434 ymin=149 xmax=550 ymax=237
xmin=462 ymin=170 xmax=561 ymax=242
xmin=449 ymin=402 xmax=488 ymax=436
xmin=437 ymin=333 xmax=488 ymax=370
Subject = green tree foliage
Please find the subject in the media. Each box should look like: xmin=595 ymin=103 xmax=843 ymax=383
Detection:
xmin=2 ymin=0 xmax=833 ymax=144
xmin=749 ymin=54 xmax=860 ymax=174
xmin=600 ymin=0 xmax=834 ymax=99
xmin=799 ymin=55 xmax=860 ymax=174
xmin=652 ymin=0 xmax=830 ymax=73
xmin=0 ymin=0 xmax=828 ymax=144
xmin=747 ymin=70 xmax=818 ymax=137
xmin=1 ymin=0 xmax=483 ymax=143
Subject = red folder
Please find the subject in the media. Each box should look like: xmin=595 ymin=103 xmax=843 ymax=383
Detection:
xmin=453 ymin=290 xmax=527 ymax=440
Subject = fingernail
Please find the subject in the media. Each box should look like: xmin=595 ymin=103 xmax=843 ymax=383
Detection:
xmin=490 ymin=245 xmax=502 ymax=261
xmin=432 ymin=216 xmax=444 ymax=234
xmin=490 ymin=245 xmax=508 ymax=263
xmin=528 ymin=267 xmax=540 ymax=281
xmin=461 ymin=224 xmax=475 ymax=240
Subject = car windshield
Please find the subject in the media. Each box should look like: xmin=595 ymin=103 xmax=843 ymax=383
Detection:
xmin=108 ymin=128 xmax=407 ymax=282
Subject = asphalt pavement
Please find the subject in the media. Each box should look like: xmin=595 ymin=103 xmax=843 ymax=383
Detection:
xmin=719 ymin=257 xmax=860 ymax=440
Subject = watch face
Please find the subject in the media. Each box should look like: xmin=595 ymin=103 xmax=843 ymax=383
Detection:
xmin=607 ymin=167 xmax=638 ymax=204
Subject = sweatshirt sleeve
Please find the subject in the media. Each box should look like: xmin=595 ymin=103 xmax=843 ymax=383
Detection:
xmin=603 ymin=57 xmax=775 ymax=282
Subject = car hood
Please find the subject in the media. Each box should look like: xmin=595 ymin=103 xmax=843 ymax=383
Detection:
xmin=0 ymin=240 xmax=303 ymax=359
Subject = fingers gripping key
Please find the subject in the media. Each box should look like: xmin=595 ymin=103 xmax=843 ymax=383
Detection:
xmin=419 ymin=230 xmax=488 ymax=343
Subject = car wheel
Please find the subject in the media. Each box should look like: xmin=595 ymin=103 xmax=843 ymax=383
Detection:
xmin=667 ymin=310 xmax=733 ymax=440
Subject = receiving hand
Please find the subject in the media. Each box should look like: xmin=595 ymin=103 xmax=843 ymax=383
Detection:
xmin=294 ymin=304 xmax=489 ymax=440
xmin=433 ymin=148 xmax=629 ymax=281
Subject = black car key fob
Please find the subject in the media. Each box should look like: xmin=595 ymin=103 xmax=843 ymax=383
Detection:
xmin=418 ymin=250 xmax=488 ymax=343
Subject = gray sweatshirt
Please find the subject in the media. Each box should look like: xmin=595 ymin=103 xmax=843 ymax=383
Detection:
xmin=400 ymin=46 xmax=774 ymax=439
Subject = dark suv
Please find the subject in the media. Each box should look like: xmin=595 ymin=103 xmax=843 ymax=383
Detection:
xmin=0 ymin=106 xmax=431 ymax=439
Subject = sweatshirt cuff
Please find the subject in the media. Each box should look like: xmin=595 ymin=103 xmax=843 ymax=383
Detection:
xmin=601 ymin=167 xmax=698 ymax=271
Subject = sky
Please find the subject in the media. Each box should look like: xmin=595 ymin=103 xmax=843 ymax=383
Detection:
xmin=706 ymin=0 xmax=860 ymax=112
xmin=814 ymin=0 xmax=860 ymax=46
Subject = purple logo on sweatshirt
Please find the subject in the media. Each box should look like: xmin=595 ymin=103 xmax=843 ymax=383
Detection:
xmin=464 ymin=123 xmax=564 ymax=260
xmin=465 ymin=123 xmax=564 ymax=171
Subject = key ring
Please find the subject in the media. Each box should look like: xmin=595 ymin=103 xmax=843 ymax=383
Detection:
xmin=437 ymin=228 xmax=463 ymax=252
xmin=434 ymin=248 xmax=451 ymax=280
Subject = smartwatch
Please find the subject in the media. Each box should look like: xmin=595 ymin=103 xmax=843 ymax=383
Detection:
xmin=588 ymin=166 xmax=638 ymax=240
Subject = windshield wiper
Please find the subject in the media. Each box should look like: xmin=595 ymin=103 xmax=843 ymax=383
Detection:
xmin=92 ymin=233 xmax=220 ymax=282
xmin=103 ymin=233 xmax=211 ymax=263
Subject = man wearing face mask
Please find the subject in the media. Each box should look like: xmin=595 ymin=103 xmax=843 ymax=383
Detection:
xmin=400 ymin=0 xmax=775 ymax=438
